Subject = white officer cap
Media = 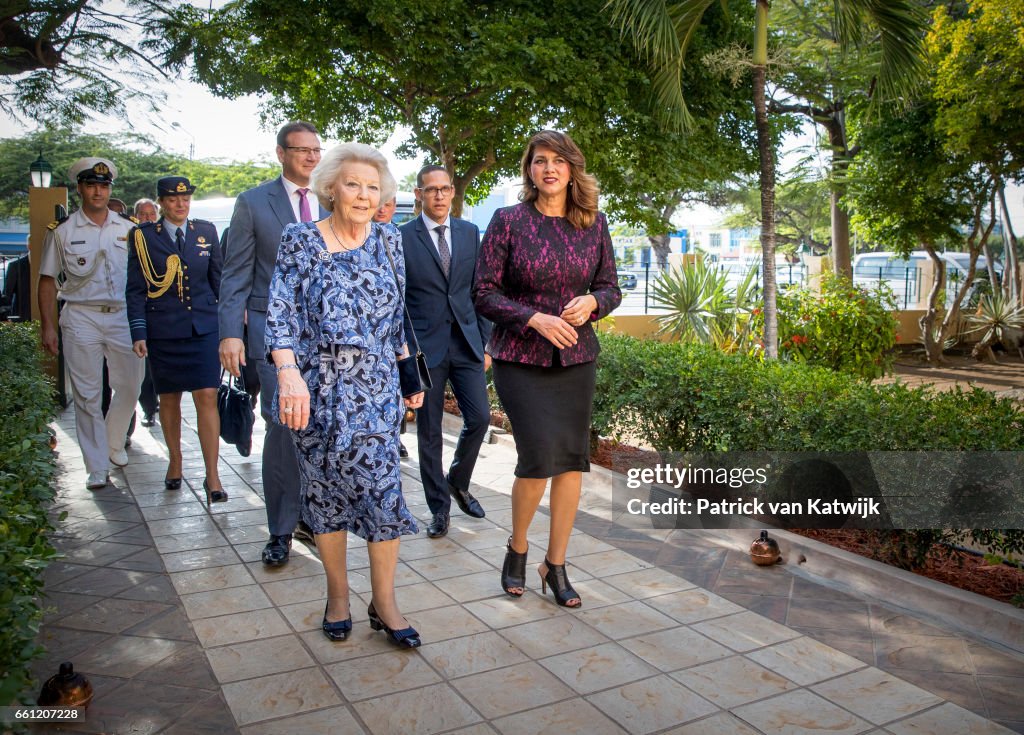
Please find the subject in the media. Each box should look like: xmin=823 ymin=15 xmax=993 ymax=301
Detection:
xmin=68 ymin=157 xmax=118 ymax=184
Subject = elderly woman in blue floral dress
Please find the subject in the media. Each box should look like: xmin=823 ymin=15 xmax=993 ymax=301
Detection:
xmin=265 ymin=143 xmax=424 ymax=648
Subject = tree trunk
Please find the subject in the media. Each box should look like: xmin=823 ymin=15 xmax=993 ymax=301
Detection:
xmin=825 ymin=115 xmax=852 ymax=279
xmin=753 ymin=0 xmax=777 ymax=358
xmin=998 ymin=183 xmax=1019 ymax=304
xmin=647 ymin=233 xmax=671 ymax=270
xmin=919 ymin=244 xmax=947 ymax=364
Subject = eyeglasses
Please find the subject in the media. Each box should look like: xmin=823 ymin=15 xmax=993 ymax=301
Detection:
xmin=285 ymin=146 xmax=323 ymax=156
xmin=418 ymin=185 xmax=454 ymax=197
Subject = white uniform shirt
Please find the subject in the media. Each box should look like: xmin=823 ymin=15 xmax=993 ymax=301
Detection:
xmin=39 ymin=208 xmax=136 ymax=306
xmin=281 ymin=176 xmax=315 ymax=222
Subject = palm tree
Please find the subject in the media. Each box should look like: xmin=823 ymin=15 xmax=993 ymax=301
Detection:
xmin=605 ymin=0 xmax=926 ymax=357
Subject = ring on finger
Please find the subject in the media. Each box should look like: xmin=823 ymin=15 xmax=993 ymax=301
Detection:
xmin=282 ymin=407 xmax=294 ymax=414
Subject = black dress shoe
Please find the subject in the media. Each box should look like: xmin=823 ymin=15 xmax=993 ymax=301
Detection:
xmin=141 ymin=414 xmax=156 ymax=428
xmin=426 ymin=512 xmax=449 ymax=538
xmin=448 ymin=481 xmax=485 ymax=518
xmin=261 ymin=535 xmax=292 ymax=566
xmin=293 ymin=520 xmax=315 ymax=544
xmin=399 ymin=442 xmax=409 ymax=458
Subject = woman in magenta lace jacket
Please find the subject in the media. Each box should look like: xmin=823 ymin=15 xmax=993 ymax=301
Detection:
xmin=473 ymin=130 xmax=621 ymax=608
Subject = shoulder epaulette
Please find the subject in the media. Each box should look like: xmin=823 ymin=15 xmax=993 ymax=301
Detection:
xmin=191 ymin=218 xmax=214 ymax=226
xmin=120 ymin=212 xmax=139 ymax=224
xmin=46 ymin=216 xmax=69 ymax=230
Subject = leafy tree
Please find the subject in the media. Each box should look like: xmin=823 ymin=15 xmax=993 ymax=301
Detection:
xmin=846 ymin=101 xmax=996 ymax=363
xmin=722 ymin=168 xmax=831 ymax=256
xmin=928 ymin=0 xmax=1024 ymax=305
xmin=605 ymin=0 xmax=926 ymax=358
xmin=0 ymin=130 xmax=276 ymax=220
xmin=0 ymin=0 xmax=172 ymax=124
xmin=164 ymin=0 xmax=648 ymax=217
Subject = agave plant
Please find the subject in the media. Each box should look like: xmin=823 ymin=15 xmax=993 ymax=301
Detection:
xmin=966 ymin=292 xmax=1024 ymax=359
xmin=651 ymin=260 xmax=759 ymax=350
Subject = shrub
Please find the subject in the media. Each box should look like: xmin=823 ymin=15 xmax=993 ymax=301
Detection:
xmin=0 ymin=323 xmax=58 ymax=705
xmin=752 ymin=275 xmax=899 ymax=380
xmin=593 ymin=332 xmax=1024 ymax=572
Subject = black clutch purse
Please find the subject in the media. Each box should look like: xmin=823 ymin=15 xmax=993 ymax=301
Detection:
xmin=397 ymin=350 xmax=432 ymax=398
xmin=381 ymin=231 xmax=432 ymax=397
xmin=217 ymin=370 xmax=256 ymax=456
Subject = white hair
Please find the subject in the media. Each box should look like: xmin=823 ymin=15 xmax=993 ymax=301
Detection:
xmin=310 ymin=142 xmax=396 ymax=212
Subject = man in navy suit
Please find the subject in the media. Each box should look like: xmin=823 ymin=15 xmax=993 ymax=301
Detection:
xmin=400 ymin=166 xmax=492 ymax=538
xmin=218 ymin=121 xmax=326 ymax=566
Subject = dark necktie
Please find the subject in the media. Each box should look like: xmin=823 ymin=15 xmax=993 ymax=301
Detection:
xmin=175 ymin=227 xmax=184 ymax=253
xmin=435 ymin=225 xmax=451 ymax=278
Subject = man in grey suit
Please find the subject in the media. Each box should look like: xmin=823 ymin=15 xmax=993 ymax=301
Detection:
xmin=400 ymin=165 xmax=492 ymax=539
xmin=219 ymin=121 xmax=326 ymax=566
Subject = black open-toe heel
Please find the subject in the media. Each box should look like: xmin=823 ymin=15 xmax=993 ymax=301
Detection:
xmin=322 ymin=602 xmax=352 ymax=642
xmin=164 ymin=477 xmax=182 ymax=491
xmin=203 ymin=479 xmax=228 ymax=507
xmin=501 ymin=537 xmax=527 ymax=597
xmin=367 ymin=602 xmax=421 ymax=649
xmin=540 ymin=558 xmax=581 ymax=608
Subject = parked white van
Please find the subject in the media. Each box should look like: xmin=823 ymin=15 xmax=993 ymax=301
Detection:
xmin=852 ymin=251 xmax=1001 ymax=309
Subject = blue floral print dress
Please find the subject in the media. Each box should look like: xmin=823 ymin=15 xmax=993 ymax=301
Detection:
xmin=265 ymin=221 xmax=418 ymax=542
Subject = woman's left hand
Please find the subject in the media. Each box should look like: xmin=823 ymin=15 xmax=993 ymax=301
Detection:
xmin=404 ymin=392 xmax=424 ymax=410
xmin=560 ymin=294 xmax=599 ymax=327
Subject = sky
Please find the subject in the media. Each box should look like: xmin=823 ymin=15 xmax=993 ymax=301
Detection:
xmin=1 ymin=69 xmax=1021 ymax=234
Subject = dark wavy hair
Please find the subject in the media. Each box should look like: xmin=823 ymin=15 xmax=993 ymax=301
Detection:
xmin=518 ymin=130 xmax=599 ymax=231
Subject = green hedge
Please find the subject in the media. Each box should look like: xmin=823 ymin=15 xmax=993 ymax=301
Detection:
xmin=0 ymin=323 xmax=58 ymax=705
xmin=594 ymin=332 xmax=1024 ymax=452
xmin=593 ymin=333 xmax=1024 ymax=577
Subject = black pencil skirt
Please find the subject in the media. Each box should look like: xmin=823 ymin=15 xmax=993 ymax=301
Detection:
xmin=492 ymin=357 xmax=598 ymax=479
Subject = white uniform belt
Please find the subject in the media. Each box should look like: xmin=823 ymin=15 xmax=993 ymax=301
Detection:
xmin=67 ymin=302 xmax=124 ymax=313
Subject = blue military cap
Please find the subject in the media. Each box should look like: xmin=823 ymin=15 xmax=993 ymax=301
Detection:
xmin=157 ymin=176 xmax=197 ymax=197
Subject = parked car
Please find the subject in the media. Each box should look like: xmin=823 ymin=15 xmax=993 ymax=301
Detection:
xmin=852 ymin=251 xmax=1001 ymax=308
xmin=618 ymin=272 xmax=638 ymax=290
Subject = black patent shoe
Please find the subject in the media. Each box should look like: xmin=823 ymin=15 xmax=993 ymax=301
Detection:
xmin=426 ymin=512 xmax=449 ymax=539
xmin=399 ymin=442 xmax=409 ymax=458
xmin=164 ymin=476 xmax=182 ymax=491
xmin=539 ymin=558 xmax=582 ymax=608
xmin=448 ymin=480 xmax=485 ymax=518
xmin=322 ymin=602 xmax=352 ymax=642
xmin=142 ymin=414 xmax=156 ymax=428
xmin=203 ymin=479 xmax=228 ymax=507
xmin=501 ymin=537 xmax=527 ymax=597
xmin=367 ymin=602 xmax=420 ymax=648
xmin=261 ymin=535 xmax=292 ymax=567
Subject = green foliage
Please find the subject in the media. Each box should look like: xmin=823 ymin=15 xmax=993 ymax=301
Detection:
xmin=593 ymin=331 xmax=1024 ymax=573
xmin=965 ymin=292 xmax=1024 ymax=348
xmin=593 ymin=332 xmax=1024 ymax=453
xmin=0 ymin=0 xmax=172 ymax=126
xmin=722 ymin=168 xmax=831 ymax=255
xmin=650 ymin=259 xmax=758 ymax=351
xmin=760 ymin=276 xmax=899 ymax=379
xmin=0 ymin=323 xmax=58 ymax=705
xmin=0 ymin=130 xmax=277 ymax=221
xmin=928 ymin=0 xmax=1024 ymax=180
xmin=163 ymin=0 xmax=664 ymax=216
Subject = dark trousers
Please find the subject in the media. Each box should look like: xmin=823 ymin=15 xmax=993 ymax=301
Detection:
xmin=250 ymin=312 xmax=301 ymax=537
xmin=138 ymin=359 xmax=159 ymax=417
xmin=417 ymin=327 xmax=490 ymax=515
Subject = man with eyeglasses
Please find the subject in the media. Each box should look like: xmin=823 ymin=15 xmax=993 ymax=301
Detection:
xmin=219 ymin=121 xmax=328 ymax=567
xmin=399 ymin=165 xmax=492 ymax=538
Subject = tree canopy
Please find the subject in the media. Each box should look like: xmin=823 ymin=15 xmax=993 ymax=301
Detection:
xmin=0 ymin=0 xmax=173 ymax=125
xmin=0 ymin=130 xmax=277 ymax=220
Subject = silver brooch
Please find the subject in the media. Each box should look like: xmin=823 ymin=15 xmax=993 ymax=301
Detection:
xmin=318 ymin=250 xmax=331 ymax=262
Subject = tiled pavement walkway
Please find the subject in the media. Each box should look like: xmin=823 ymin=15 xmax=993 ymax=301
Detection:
xmin=28 ymin=405 xmax=1024 ymax=735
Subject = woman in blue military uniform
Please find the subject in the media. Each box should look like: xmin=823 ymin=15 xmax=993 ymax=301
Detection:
xmin=125 ymin=176 xmax=227 ymax=504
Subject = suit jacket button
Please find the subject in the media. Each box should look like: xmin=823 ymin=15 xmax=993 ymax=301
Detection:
xmin=187 ymin=306 xmax=192 ymax=311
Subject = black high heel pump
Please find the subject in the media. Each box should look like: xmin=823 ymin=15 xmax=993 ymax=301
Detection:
xmin=540 ymin=558 xmax=582 ymax=608
xmin=367 ymin=602 xmax=421 ymax=648
xmin=501 ymin=537 xmax=527 ymax=597
xmin=203 ymin=479 xmax=228 ymax=507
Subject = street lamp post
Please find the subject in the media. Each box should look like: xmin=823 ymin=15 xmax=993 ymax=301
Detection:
xmin=27 ymin=152 xmax=70 ymax=405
